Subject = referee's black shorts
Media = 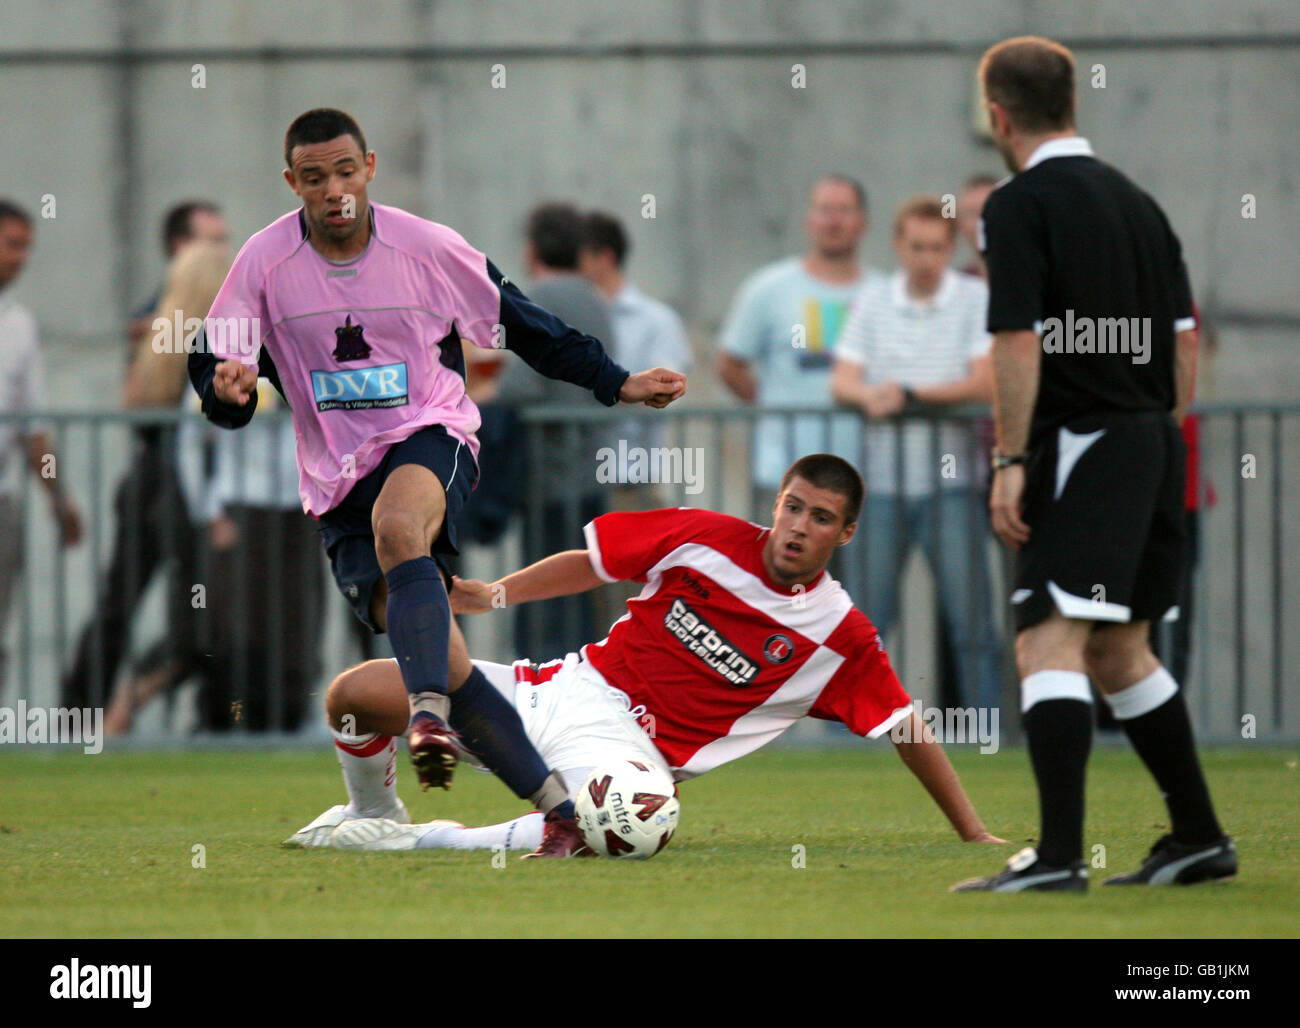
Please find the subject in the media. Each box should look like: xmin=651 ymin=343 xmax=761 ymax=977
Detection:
xmin=1011 ymin=409 xmax=1186 ymax=633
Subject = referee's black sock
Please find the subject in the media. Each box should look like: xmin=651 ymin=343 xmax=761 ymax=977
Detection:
xmin=1106 ymin=667 xmax=1224 ymax=845
xmin=1023 ymin=680 xmax=1093 ymax=867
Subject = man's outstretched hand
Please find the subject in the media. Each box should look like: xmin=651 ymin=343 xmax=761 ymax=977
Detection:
xmin=450 ymin=575 xmax=498 ymax=615
xmin=619 ymin=368 xmax=686 ymax=409
xmin=213 ymin=359 xmax=258 ymax=406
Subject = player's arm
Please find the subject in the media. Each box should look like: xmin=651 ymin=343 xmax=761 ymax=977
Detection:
xmin=188 ymin=240 xmax=277 ymax=427
xmin=487 ymin=261 xmax=683 ymax=409
xmin=890 ymin=710 xmax=1003 ymax=843
xmin=189 ymin=346 xmax=260 ymax=428
xmin=450 ymin=550 xmax=604 ymax=614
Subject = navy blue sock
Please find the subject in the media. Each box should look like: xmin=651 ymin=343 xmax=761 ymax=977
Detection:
xmin=384 ymin=556 xmax=451 ymax=699
xmin=450 ymin=666 xmax=563 ymax=806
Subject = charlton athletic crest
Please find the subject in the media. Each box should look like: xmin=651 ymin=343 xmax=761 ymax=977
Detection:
xmin=333 ymin=314 xmax=371 ymax=362
xmin=763 ymin=633 xmax=794 ymax=664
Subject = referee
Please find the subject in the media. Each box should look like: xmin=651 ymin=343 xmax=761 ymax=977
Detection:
xmin=954 ymin=37 xmax=1235 ymax=891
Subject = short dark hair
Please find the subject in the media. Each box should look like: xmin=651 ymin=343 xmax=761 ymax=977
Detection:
xmin=580 ymin=210 xmax=629 ymax=267
xmin=811 ymin=174 xmax=868 ymax=216
xmin=284 ymin=108 xmax=368 ymax=168
xmin=525 ymin=202 xmax=583 ymax=270
xmin=0 ymin=199 xmax=34 ymax=229
xmin=779 ymin=454 xmax=865 ymax=526
xmin=979 ymin=36 xmax=1076 ymax=134
xmin=162 ymin=200 xmax=220 ymax=256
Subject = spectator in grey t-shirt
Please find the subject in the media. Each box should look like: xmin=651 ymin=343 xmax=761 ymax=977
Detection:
xmin=495 ymin=202 xmax=615 ymax=659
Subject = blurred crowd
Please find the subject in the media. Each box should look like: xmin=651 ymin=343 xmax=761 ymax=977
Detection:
xmin=0 ymin=172 xmax=1204 ymax=731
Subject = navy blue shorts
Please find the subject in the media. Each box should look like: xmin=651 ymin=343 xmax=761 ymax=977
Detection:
xmin=317 ymin=424 xmax=478 ymax=633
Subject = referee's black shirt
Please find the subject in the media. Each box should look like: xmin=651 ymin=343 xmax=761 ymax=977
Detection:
xmin=980 ymin=137 xmax=1195 ymax=449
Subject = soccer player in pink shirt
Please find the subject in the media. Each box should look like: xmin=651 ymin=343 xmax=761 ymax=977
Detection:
xmin=189 ymin=109 xmax=685 ymax=857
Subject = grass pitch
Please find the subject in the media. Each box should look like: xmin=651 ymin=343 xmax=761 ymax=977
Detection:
xmin=1 ymin=744 xmax=1295 ymax=938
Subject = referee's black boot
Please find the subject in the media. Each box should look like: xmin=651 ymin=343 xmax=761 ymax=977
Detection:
xmin=1104 ymin=834 xmax=1237 ymax=886
xmin=950 ymin=846 xmax=1088 ymax=893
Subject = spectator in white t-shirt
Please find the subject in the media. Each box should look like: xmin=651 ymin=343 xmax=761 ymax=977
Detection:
xmin=716 ymin=176 xmax=876 ymax=507
xmin=0 ymin=200 xmax=83 ymax=697
xmin=831 ymin=194 xmax=1002 ymax=711
xmin=578 ymin=209 xmax=693 ymax=504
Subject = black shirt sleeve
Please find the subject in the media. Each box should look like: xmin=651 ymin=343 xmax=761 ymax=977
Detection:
xmin=1160 ymin=209 xmax=1196 ymax=324
xmin=982 ymin=184 xmax=1049 ymax=333
xmin=487 ymin=260 xmax=630 ymax=406
xmin=187 ymin=333 xmax=289 ymax=428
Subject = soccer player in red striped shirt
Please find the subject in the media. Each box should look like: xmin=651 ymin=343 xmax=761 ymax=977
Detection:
xmin=287 ymin=454 xmax=1002 ymax=855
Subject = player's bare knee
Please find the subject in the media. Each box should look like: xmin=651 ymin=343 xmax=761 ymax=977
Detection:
xmin=1085 ymin=627 xmax=1157 ymax=692
xmin=325 ymin=667 xmax=363 ymax=730
xmin=372 ymin=510 xmax=427 ymax=567
xmin=1015 ymin=618 xmax=1087 ymax=678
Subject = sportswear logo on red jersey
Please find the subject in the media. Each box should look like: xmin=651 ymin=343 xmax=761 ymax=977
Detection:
xmin=586 ymin=774 xmax=613 ymax=808
xmin=663 ymin=598 xmax=759 ymax=686
xmin=631 ymin=792 xmax=670 ymax=822
xmin=763 ymin=633 xmax=795 ymax=664
xmin=332 ymin=314 xmax=371 ymax=362
xmin=679 ymin=570 xmax=711 ymax=600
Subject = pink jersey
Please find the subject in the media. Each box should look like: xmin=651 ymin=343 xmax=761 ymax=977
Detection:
xmin=581 ymin=507 xmax=913 ymax=779
xmin=205 ymin=204 xmax=505 ymax=516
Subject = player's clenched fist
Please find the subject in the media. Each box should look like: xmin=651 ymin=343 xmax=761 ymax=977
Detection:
xmin=619 ymin=367 xmax=687 ymax=409
xmin=212 ymin=359 xmax=258 ymax=406
xmin=449 ymin=575 xmax=497 ymax=615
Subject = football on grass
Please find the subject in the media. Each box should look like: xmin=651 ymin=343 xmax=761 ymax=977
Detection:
xmin=575 ymin=760 xmax=680 ymax=859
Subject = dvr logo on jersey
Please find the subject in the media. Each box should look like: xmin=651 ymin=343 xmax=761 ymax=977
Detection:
xmin=311 ymin=362 xmax=409 ymax=411
xmin=663 ymin=598 xmax=758 ymax=686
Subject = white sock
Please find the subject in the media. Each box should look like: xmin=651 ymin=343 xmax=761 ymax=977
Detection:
xmin=1103 ymin=666 xmax=1179 ymax=720
xmin=416 ymin=812 xmax=545 ymax=851
xmin=1020 ymin=669 xmax=1092 ymax=713
xmin=332 ymin=729 xmax=400 ymax=818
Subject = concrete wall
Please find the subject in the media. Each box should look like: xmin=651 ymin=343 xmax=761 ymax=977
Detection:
xmin=2 ymin=1 xmax=1297 ymax=368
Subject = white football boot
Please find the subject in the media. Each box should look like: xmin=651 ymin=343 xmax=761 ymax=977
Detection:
xmin=329 ymin=817 xmax=464 ymax=851
xmin=282 ymin=799 xmax=412 ymax=848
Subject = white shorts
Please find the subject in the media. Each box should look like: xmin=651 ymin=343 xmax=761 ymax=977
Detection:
xmin=471 ymin=653 xmax=671 ymax=800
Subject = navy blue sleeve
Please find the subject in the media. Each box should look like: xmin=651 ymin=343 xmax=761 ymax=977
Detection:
xmin=187 ymin=333 xmax=289 ymax=428
xmin=487 ymin=260 xmax=630 ymax=407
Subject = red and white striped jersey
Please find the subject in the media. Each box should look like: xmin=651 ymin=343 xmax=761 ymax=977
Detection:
xmin=581 ymin=507 xmax=912 ymax=779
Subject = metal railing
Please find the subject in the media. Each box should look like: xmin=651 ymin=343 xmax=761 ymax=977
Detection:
xmin=0 ymin=402 xmax=1295 ymax=743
